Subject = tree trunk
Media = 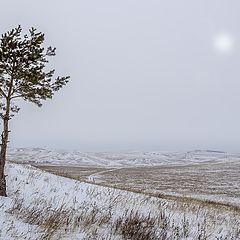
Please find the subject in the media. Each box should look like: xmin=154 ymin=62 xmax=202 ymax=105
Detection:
xmin=0 ymin=117 xmax=9 ymax=197
xmin=0 ymin=65 xmax=14 ymax=197
xmin=0 ymin=155 xmax=7 ymax=197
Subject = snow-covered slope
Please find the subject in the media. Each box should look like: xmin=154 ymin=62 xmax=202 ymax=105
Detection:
xmin=7 ymin=148 xmax=240 ymax=166
xmin=1 ymin=163 xmax=239 ymax=239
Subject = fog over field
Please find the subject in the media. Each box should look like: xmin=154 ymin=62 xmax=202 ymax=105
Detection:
xmin=1 ymin=0 xmax=240 ymax=152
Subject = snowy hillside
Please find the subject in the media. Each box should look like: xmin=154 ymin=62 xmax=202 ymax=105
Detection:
xmin=1 ymin=163 xmax=239 ymax=239
xmin=6 ymin=148 xmax=240 ymax=207
xmin=7 ymin=148 xmax=240 ymax=166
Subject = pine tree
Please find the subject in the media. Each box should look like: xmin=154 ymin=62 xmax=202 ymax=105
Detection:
xmin=0 ymin=26 xmax=70 ymax=196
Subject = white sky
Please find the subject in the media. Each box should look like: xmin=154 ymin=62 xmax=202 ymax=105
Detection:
xmin=1 ymin=0 xmax=240 ymax=152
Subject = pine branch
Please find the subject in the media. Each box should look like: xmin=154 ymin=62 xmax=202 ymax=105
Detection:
xmin=10 ymin=94 xmax=25 ymax=99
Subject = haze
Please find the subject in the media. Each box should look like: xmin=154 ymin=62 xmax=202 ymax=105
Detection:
xmin=1 ymin=1 xmax=240 ymax=152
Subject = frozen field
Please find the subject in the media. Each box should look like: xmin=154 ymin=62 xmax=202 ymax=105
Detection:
xmin=8 ymin=148 xmax=240 ymax=206
xmin=1 ymin=163 xmax=239 ymax=239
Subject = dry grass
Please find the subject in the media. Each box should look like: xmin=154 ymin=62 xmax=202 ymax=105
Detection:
xmin=6 ymin=195 xmax=240 ymax=240
xmin=37 ymin=161 xmax=240 ymax=205
xmin=37 ymin=165 xmax=240 ymax=214
xmin=2 ymin=163 xmax=239 ymax=240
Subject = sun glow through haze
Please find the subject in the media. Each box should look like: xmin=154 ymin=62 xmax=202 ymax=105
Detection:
xmin=213 ymin=32 xmax=235 ymax=54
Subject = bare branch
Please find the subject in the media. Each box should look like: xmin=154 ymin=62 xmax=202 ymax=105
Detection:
xmin=10 ymin=94 xmax=24 ymax=100
xmin=0 ymin=113 xmax=4 ymax=119
xmin=0 ymin=88 xmax=6 ymax=98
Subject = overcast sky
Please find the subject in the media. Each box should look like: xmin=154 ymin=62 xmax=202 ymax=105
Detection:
xmin=1 ymin=1 xmax=240 ymax=152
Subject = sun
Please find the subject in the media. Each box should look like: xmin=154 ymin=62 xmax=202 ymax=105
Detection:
xmin=213 ymin=32 xmax=234 ymax=54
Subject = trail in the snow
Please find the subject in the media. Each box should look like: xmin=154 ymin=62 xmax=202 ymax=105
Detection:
xmin=87 ymin=167 xmax=124 ymax=182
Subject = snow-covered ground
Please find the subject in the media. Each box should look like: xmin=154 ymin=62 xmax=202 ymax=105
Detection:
xmin=8 ymin=148 xmax=240 ymax=166
xmin=1 ymin=163 xmax=239 ymax=239
xmin=7 ymin=148 xmax=240 ymax=207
